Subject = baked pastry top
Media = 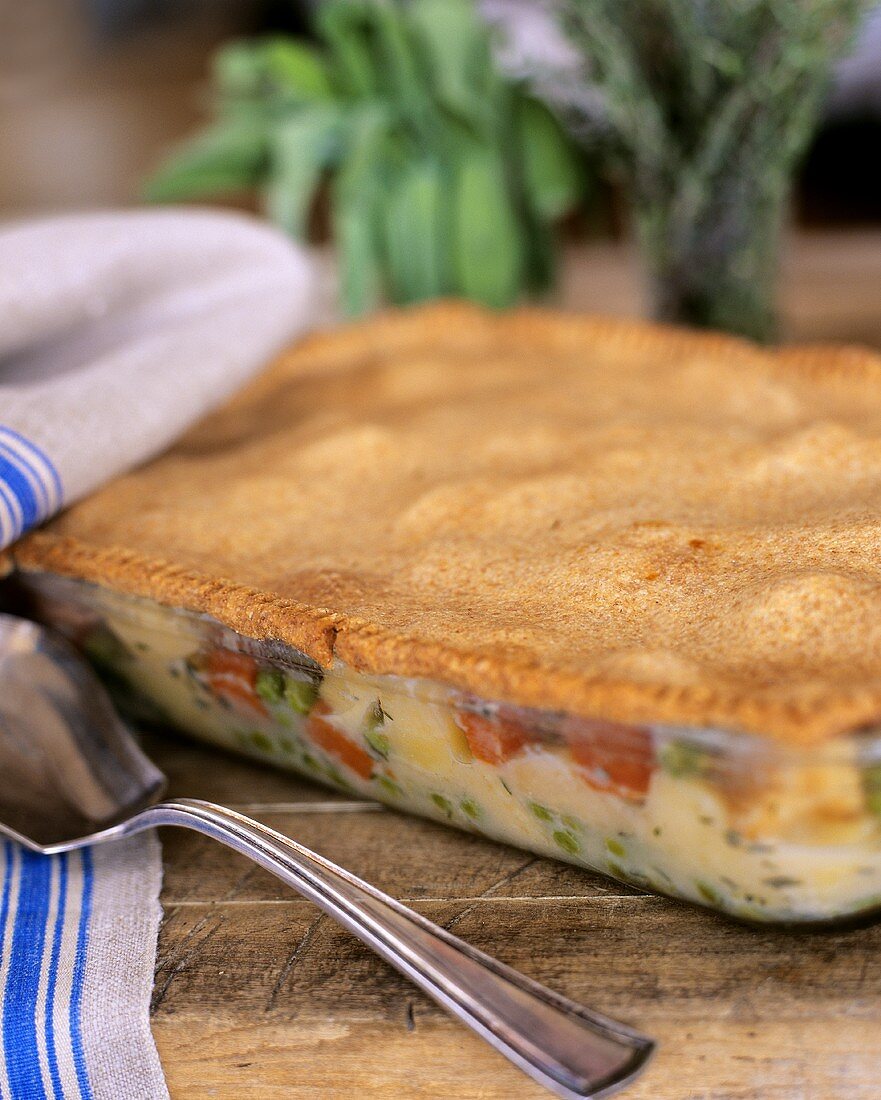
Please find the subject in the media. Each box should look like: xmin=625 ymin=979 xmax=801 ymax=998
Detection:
xmin=13 ymin=302 xmax=881 ymax=745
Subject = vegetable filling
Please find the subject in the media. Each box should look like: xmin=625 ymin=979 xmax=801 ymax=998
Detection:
xmin=18 ymin=571 xmax=881 ymax=925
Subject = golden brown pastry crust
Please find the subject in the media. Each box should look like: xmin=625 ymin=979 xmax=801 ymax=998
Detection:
xmin=13 ymin=302 xmax=881 ymax=746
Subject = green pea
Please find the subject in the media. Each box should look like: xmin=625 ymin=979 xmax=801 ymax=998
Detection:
xmin=365 ymin=729 xmax=391 ymax=759
xmin=528 ymin=801 xmax=553 ymax=822
xmin=324 ymin=764 xmax=354 ymax=792
xmin=255 ymin=667 xmax=285 ymax=704
xmin=660 ymin=740 xmax=708 ymax=778
xmin=553 ymin=830 xmax=581 ymax=856
xmin=377 ymin=775 xmax=404 ymax=798
xmin=863 ymin=764 xmax=881 ymax=816
xmin=248 ymin=730 xmax=273 ymax=753
xmin=431 ymin=793 xmax=453 ymax=816
xmin=696 ymin=880 xmax=722 ymax=907
xmin=284 ymin=677 xmax=319 ymax=715
xmin=364 ymin=699 xmax=391 ymax=758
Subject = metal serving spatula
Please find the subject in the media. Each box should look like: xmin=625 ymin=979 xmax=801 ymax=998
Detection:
xmin=0 ymin=611 xmax=654 ymax=1100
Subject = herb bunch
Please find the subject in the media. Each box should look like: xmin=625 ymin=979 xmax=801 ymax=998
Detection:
xmin=146 ymin=0 xmax=584 ymax=315
xmin=548 ymin=0 xmax=871 ymax=340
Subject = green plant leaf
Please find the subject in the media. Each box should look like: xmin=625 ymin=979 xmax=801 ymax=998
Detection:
xmin=368 ymin=2 xmax=431 ymax=128
xmin=144 ymin=0 xmax=589 ymax=315
xmin=517 ymin=97 xmax=584 ymax=220
xmin=144 ymin=121 xmax=268 ymax=201
xmin=264 ymin=104 xmax=343 ymax=237
xmin=317 ymin=0 xmax=380 ymax=98
xmin=264 ymin=37 xmax=334 ymax=102
xmin=212 ymin=40 xmax=269 ymax=99
xmin=335 ymin=200 xmax=382 ymax=317
xmin=382 ymin=157 xmax=448 ymax=303
xmin=408 ymin=0 xmax=491 ymax=126
xmin=451 ymin=145 xmax=523 ymax=309
xmin=332 ymin=103 xmax=392 ymax=315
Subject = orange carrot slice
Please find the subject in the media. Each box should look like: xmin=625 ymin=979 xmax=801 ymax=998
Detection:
xmin=202 ymin=649 xmax=268 ymax=717
xmin=564 ymin=717 xmax=654 ymax=799
xmin=306 ymin=701 xmax=374 ymax=780
xmin=455 ymin=709 xmax=533 ymax=765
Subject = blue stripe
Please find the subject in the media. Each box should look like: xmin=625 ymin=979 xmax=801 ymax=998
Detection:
xmin=0 ymin=441 xmax=49 ymax=515
xmin=0 ymin=475 xmax=20 ymax=518
xmin=43 ymin=855 xmax=68 ymax=1100
xmin=0 ymin=841 xmax=14 ymax=1100
xmin=0 ymin=477 xmax=19 ymax=543
xmin=0 ymin=452 xmax=38 ymax=529
xmin=69 ymin=850 xmax=93 ymax=1100
xmin=0 ymin=843 xmax=12 ymax=951
xmin=0 ymin=426 xmax=63 ymax=507
xmin=2 ymin=849 xmax=52 ymax=1100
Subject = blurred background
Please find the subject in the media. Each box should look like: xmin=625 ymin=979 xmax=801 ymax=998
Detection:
xmin=2 ymin=0 xmax=881 ymax=343
xmin=2 ymin=0 xmax=879 ymax=222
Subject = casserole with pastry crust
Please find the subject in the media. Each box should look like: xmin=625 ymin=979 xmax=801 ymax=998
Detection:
xmin=11 ymin=302 xmax=881 ymax=923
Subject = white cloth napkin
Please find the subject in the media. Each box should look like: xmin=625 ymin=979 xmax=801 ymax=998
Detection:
xmin=0 ymin=208 xmax=315 ymax=1099
xmin=0 ymin=207 xmax=314 ymax=547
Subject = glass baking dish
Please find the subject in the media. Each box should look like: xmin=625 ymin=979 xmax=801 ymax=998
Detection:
xmin=12 ymin=569 xmax=881 ymax=926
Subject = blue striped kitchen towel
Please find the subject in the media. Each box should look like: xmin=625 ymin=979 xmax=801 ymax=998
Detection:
xmin=0 ymin=209 xmax=316 ymax=1098
xmin=0 ymin=836 xmax=166 ymax=1100
xmin=0 ymin=427 xmax=62 ymax=552
xmin=0 ymin=207 xmax=314 ymax=551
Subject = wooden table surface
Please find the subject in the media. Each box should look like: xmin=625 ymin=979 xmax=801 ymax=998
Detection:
xmin=148 ymin=232 xmax=881 ymax=1100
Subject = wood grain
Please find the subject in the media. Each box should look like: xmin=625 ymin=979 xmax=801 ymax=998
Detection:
xmin=150 ymin=235 xmax=881 ymax=1099
xmin=148 ymin=726 xmax=881 ymax=1100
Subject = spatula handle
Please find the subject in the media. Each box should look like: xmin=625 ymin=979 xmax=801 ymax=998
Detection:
xmin=127 ymin=797 xmax=653 ymax=1100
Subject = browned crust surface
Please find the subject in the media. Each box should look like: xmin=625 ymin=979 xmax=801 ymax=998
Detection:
xmin=14 ymin=301 xmax=881 ymax=745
